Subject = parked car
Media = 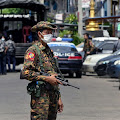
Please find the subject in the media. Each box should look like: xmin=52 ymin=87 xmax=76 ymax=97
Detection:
xmin=48 ymin=42 xmax=83 ymax=78
xmin=96 ymin=41 xmax=118 ymax=54
xmin=107 ymin=57 xmax=120 ymax=78
xmin=94 ymin=49 xmax=120 ymax=76
xmin=92 ymin=37 xmax=118 ymax=48
xmin=83 ymin=53 xmax=111 ymax=73
xmin=77 ymin=37 xmax=118 ymax=58
xmin=76 ymin=42 xmax=84 ymax=58
xmin=82 ymin=38 xmax=119 ymax=74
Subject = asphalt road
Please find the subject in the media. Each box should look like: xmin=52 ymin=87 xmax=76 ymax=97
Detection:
xmin=0 ymin=72 xmax=120 ymax=120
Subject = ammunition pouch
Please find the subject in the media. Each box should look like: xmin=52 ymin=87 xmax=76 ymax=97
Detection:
xmin=27 ymin=81 xmax=45 ymax=97
xmin=27 ymin=81 xmax=55 ymax=97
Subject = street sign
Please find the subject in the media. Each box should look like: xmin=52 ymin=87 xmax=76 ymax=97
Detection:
xmin=82 ymin=0 xmax=90 ymax=8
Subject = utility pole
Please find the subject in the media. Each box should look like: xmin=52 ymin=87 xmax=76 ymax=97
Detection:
xmin=78 ymin=0 xmax=83 ymax=37
xmin=101 ymin=0 xmax=104 ymax=30
xmin=101 ymin=0 xmax=104 ymax=17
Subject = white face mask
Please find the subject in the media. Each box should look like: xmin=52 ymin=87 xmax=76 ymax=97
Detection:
xmin=40 ymin=32 xmax=53 ymax=43
xmin=1 ymin=38 xmax=5 ymax=41
xmin=43 ymin=34 xmax=53 ymax=43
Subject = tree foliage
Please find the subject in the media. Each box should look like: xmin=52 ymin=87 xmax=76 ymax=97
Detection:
xmin=64 ymin=14 xmax=78 ymax=24
xmin=2 ymin=8 xmax=25 ymax=14
xmin=59 ymin=14 xmax=83 ymax=45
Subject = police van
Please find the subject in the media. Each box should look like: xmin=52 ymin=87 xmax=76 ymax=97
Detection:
xmin=48 ymin=38 xmax=83 ymax=78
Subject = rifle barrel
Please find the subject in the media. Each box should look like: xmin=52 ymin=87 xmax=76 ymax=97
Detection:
xmin=67 ymin=84 xmax=80 ymax=89
xmin=56 ymin=77 xmax=80 ymax=89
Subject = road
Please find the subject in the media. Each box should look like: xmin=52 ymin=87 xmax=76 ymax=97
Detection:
xmin=0 ymin=72 xmax=120 ymax=120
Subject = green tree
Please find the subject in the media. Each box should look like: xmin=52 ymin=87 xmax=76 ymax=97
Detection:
xmin=2 ymin=8 xmax=25 ymax=14
xmin=64 ymin=14 xmax=78 ymax=24
xmin=59 ymin=14 xmax=83 ymax=45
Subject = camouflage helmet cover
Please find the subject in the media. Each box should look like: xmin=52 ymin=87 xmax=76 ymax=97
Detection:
xmin=31 ymin=21 xmax=56 ymax=32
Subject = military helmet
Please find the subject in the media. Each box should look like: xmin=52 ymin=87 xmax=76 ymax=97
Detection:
xmin=31 ymin=21 xmax=56 ymax=32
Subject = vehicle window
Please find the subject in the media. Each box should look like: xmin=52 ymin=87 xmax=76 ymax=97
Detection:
xmin=101 ymin=43 xmax=114 ymax=50
xmin=92 ymin=41 xmax=103 ymax=47
xmin=113 ymin=49 xmax=120 ymax=55
xmin=93 ymin=40 xmax=118 ymax=47
xmin=49 ymin=46 xmax=77 ymax=52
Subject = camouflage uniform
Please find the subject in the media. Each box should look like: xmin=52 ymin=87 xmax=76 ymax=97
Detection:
xmin=22 ymin=22 xmax=60 ymax=120
xmin=83 ymin=39 xmax=95 ymax=58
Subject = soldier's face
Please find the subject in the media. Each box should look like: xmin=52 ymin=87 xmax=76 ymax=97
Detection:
xmin=38 ymin=29 xmax=53 ymax=43
xmin=38 ymin=29 xmax=52 ymax=39
xmin=84 ymin=35 xmax=88 ymax=39
xmin=42 ymin=29 xmax=52 ymax=35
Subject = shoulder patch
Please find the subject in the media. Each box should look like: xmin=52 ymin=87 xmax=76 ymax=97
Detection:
xmin=28 ymin=52 xmax=35 ymax=60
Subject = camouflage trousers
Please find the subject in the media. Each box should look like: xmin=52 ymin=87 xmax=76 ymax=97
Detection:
xmin=30 ymin=90 xmax=59 ymax=120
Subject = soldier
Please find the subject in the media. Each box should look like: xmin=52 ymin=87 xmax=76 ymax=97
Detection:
xmin=83 ymin=33 xmax=95 ymax=60
xmin=21 ymin=21 xmax=63 ymax=120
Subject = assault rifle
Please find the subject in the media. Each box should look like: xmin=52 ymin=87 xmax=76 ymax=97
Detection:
xmin=40 ymin=71 xmax=80 ymax=89
xmin=20 ymin=70 xmax=80 ymax=90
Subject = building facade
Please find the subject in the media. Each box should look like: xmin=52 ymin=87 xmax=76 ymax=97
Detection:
xmin=43 ymin=0 xmax=78 ymax=14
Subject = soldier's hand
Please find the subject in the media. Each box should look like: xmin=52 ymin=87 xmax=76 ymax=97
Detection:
xmin=45 ymin=75 xmax=63 ymax=86
xmin=58 ymin=97 xmax=64 ymax=113
xmin=87 ymin=51 xmax=90 ymax=54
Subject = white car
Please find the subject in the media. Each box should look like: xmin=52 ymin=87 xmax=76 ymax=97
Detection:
xmin=83 ymin=53 xmax=111 ymax=73
xmin=92 ymin=37 xmax=118 ymax=49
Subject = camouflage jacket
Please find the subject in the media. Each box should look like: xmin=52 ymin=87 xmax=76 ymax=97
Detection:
xmin=22 ymin=41 xmax=60 ymax=92
xmin=83 ymin=39 xmax=94 ymax=54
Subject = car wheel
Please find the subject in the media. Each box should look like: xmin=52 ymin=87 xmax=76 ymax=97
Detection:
xmin=76 ymin=71 xmax=82 ymax=78
xmin=82 ymin=71 xmax=86 ymax=75
xmin=69 ymin=73 xmax=74 ymax=78
xmin=96 ymin=72 xmax=106 ymax=76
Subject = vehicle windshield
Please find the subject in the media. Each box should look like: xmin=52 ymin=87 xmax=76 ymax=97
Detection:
xmin=76 ymin=43 xmax=84 ymax=48
xmin=49 ymin=46 xmax=77 ymax=53
xmin=92 ymin=40 xmax=103 ymax=47
xmin=93 ymin=40 xmax=118 ymax=47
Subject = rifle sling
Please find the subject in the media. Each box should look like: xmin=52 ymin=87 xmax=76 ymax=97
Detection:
xmin=33 ymin=44 xmax=44 ymax=72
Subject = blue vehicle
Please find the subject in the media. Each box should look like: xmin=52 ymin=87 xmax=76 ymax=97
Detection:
xmin=107 ymin=57 xmax=120 ymax=78
xmin=94 ymin=49 xmax=120 ymax=76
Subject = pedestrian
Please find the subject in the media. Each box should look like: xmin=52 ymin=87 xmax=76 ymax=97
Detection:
xmin=3 ymin=26 xmax=9 ymax=40
xmin=6 ymin=35 xmax=16 ymax=72
xmin=83 ymin=33 xmax=95 ymax=60
xmin=21 ymin=21 xmax=63 ymax=120
xmin=0 ymin=34 xmax=8 ymax=75
xmin=113 ymin=37 xmax=120 ymax=53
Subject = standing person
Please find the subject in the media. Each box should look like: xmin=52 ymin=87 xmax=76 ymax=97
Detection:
xmin=3 ymin=26 xmax=9 ymax=40
xmin=113 ymin=37 xmax=120 ymax=53
xmin=0 ymin=34 xmax=8 ymax=75
xmin=83 ymin=33 xmax=95 ymax=60
xmin=6 ymin=35 xmax=16 ymax=72
xmin=21 ymin=21 xmax=63 ymax=120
